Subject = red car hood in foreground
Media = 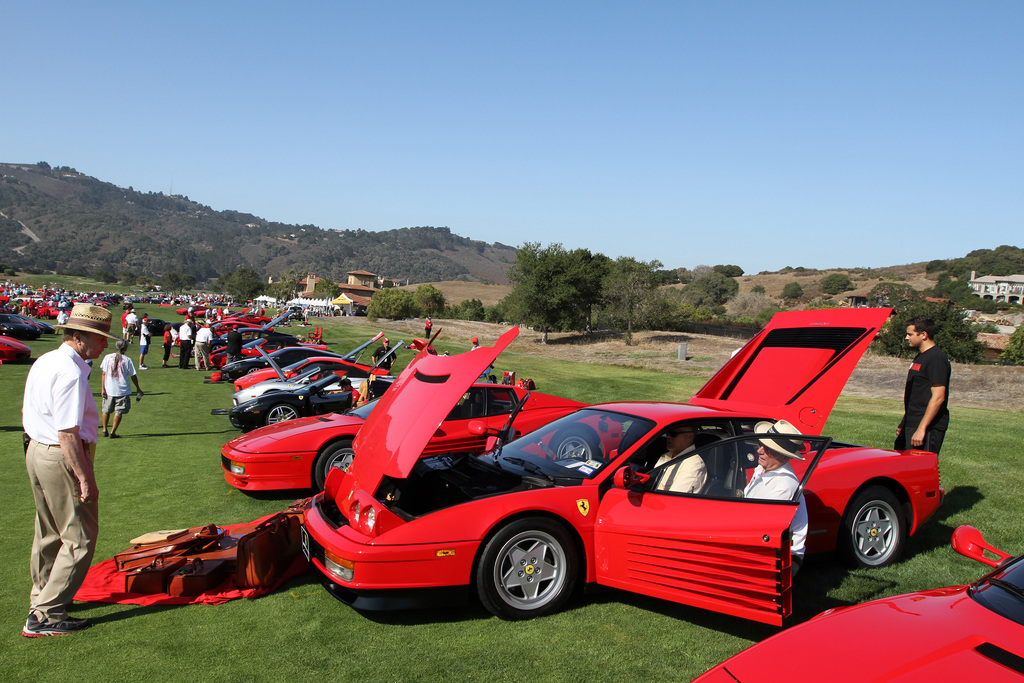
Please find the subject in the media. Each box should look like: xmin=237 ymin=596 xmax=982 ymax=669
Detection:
xmin=696 ymin=526 xmax=1024 ymax=682
xmin=690 ymin=307 xmax=892 ymax=433
xmin=699 ymin=586 xmax=1024 ymax=682
xmin=332 ymin=327 xmax=518 ymax=498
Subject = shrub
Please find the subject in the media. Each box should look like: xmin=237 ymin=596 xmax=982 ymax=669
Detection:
xmin=820 ymin=273 xmax=853 ymax=295
xmin=366 ymin=288 xmax=415 ymax=320
xmin=781 ymin=282 xmax=804 ymax=299
xmin=873 ymin=300 xmax=985 ymax=363
xmin=1000 ymin=326 xmax=1024 ymax=365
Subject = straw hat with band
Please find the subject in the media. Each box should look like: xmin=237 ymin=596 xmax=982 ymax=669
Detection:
xmin=753 ymin=419 xmax=806 ymax=461
xmin=62 ymin=304 xmax=122 ymax=341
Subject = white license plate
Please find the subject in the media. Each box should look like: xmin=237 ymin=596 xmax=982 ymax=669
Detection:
xmin=300 ymin=526 xmax=311 ymax=562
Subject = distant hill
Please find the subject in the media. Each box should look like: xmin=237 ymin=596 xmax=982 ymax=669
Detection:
xmin=0 ymin=162 xmax=517 ymax=284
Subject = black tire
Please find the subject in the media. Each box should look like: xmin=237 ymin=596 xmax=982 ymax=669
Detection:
xmin=313 ymin=439 xmax=355 ymax=490
xmin=476 ymin=517 xmax=578 ymax=620
xmin=839 ymin=486 xmax=906 ymax=568
xmin=265 ymin=403 xmax=300 ymax=426
xmin=246 ymin=367 xmax=261 ymax=374
xmin=550 ymin=425 xmax=601 ymax=460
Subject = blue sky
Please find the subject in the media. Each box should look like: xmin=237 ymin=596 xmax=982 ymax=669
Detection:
xmin=3 ymin=2 xmax=1021 ymax=274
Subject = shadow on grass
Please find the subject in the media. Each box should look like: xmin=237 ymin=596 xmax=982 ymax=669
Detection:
xmin=576 ymin=587 xmax=784 ymax=641
xmin=81 ymin=603 xmax=180 ymax=625
xmin=901 ymin=485 xmax=983 ymax=556
xmin=241 ymin=489 xmax=315 ymax=502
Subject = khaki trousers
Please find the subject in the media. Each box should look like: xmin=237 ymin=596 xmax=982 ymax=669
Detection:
xmin=25 ymin=439 xmax=99 ymax=623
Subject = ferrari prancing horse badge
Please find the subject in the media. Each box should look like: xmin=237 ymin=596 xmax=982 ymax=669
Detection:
xmin=576 ymin=499 xmax=590 ymax=516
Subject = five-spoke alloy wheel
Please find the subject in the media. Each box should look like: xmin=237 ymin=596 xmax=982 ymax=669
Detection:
xmin=477 ymin=517 xmax=578 ymax=620
xmin=840 ymin=486 xmax=906 ymax=568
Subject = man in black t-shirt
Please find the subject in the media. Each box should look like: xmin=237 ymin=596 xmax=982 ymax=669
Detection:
xmin=895 ymin=315 xmax=951 ymax=455
xmin=372 ymin=337 xmax=394 ymax=372
xmin=225 ymin=328 xmax=243 ymax=365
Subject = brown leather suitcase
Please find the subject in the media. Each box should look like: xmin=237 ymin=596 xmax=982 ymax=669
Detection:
xmin=124 ymin=556 xmax=189 ymax=594
xmin=167 ymin=558 xmax=230 ymax=596
xmin=115 ymin=524 xmax=222 ymax=572
xmin=235 ymin=512 xmax=302 ymax=590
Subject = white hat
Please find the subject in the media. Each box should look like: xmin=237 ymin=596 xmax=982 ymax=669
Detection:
xmin=754 ymin=419 xmax=806 ymax=460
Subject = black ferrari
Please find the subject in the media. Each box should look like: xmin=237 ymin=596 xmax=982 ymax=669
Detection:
xmin=227 ymin=374 xmax=360 ymax=431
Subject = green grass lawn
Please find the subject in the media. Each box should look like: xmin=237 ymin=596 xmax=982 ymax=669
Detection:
xmin=1 ymin=313 xmax=1020 ymax=681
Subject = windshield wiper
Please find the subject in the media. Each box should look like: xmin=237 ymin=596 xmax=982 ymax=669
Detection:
xmin=502 ymin=456 xmax=555 ymax=485
xmin=491 ymin=393 xmax=532 ymax=466
xmin=985 ymin=577 xmax=1024 ymax=601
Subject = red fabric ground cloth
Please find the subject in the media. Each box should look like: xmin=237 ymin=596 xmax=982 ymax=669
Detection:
xmin=75 ymin=516 xmax=310 ymax=606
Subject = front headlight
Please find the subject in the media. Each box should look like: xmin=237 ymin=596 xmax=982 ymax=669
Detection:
xmin=324 ymin=550 xmax=354 ymax=583
xmin=364 ymin=506 xmax=376 ymax=533
xmin=228 ymin=461 xmax=245 ymax=475
xmin=350 ymin=500 xmax=361 ymax=524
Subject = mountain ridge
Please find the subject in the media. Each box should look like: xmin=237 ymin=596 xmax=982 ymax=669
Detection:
xmin=0 ymin=162 xmax=517 ymax=285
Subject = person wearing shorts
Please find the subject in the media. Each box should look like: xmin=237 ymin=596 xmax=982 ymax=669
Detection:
xmin=138 ymin=317 xmax=152 ymax=370
xmin=99 ymin=340 xmax=143 ymax=439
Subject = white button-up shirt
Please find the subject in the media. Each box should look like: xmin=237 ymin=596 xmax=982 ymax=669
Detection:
xmin=744 ymin=463 xmax=808 ymax=557
xmin=23 ymin=342 xmax=99 ymax=445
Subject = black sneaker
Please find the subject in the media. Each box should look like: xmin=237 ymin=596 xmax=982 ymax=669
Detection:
xmin=23 ymin=616 xmax=91 ymax=637
xmin=24 ymin=613 xmax=40 ymax=632
xmin=109 ymin=433 xmax=120 ymax=439
xmin=102 ymin=430 xmax=109 ymax=438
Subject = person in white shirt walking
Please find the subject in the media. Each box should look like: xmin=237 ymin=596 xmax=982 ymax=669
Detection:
xmin=194 ymin=320 xmax=214 ymax=370
xmin=99 ymin=340 xmax=143 ymax=439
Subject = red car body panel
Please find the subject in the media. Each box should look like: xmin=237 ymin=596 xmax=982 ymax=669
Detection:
xmin=304 ymin=310 xmax=943 ymax=625
xmin=594 ymin=491 xmax=800 ymax=623
xmin=221 ymin=376 xmax=585 ymax=491
xmin=0 ymin=335 xmax=32 ymax=362
xmin=347 ymin=327 xmax=518 ymax=497
xmin=793 ymin=445 xmax=942 ymax=554
xmin=690 ymin=307 xmax=892 ymax=434
xmin=695 ymin=528 xmax=1024 ymax=682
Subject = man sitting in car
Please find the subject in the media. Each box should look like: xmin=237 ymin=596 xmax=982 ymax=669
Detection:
xmin=744 ymin=419 xmax=809 ymax=574
xmin=653 ymin=425 xmax=707 ymax=494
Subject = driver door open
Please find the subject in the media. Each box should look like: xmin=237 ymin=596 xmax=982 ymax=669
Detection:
xmin=593 ymin=435 xmax=828 ymax=626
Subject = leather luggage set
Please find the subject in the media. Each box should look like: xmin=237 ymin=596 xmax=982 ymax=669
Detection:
xmin=115 ymin=505 xmax=305 ymax=596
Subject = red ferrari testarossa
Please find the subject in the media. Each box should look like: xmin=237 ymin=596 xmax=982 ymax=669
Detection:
xmin=302 ymin=309 xmax=943 ymax=624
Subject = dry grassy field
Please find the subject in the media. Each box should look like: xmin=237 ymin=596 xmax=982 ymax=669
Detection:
xmin=383 ymin=265 xmax=1023 ymax=411
xmin=348 ymin=316 xmax=1024 ymax=412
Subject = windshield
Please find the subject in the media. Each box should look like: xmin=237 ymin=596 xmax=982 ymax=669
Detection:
xmin=493 ymin=409 xmax=655 ymax=481
xmin=348 ymin=397 xmax=380 ymax=420
xmin=972 ymin=555 xmax=1024 ymax=626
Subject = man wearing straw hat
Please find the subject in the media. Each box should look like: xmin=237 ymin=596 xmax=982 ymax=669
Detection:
xmin=21 ymin=304 xmax=120 ymax=637
xmin=744 ymin=419 xmax=809 ymax=576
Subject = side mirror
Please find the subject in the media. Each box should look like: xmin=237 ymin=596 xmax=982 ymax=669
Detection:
xmin=468 ymin=421 xmax=499 ymax=437
xmin=613 ymin=466 xmax=650 ymax=489
xmin=951 ymin=525 xmax=1013 ymax=568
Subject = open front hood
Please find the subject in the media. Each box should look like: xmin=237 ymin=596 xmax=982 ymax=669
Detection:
xmin=344 ymin=327 xmax=519 ymax=496
xmin=690 ymin=308 xmax=892 ymax=434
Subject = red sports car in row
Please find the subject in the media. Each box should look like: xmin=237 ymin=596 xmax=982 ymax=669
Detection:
xmin=0 ymin=335 xmax=32 ymax=362
xmin=695 ymin=525 xmax=1024 ymax=681
xmin=222 ymin=381 xmax=586 ymax=491
xmin=301 ymin=309 xmax=944 ymax=625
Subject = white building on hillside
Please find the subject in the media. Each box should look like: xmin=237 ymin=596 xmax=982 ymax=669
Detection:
xmin=969 ymin=271 xmax=1024 ymax=304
